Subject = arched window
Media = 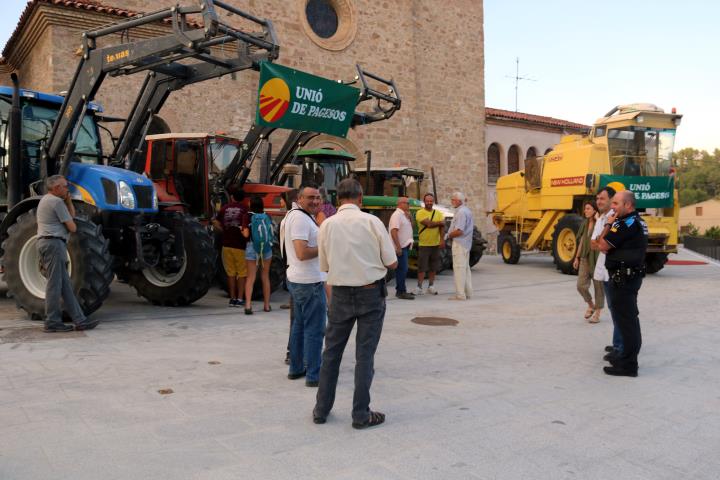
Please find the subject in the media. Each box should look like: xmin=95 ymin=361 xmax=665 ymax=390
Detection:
xmin=487 ymin=143 xmax=501 ymax=182
xmin=544 ymin=148 xmax=553 ymax=155
xmin=508 ymin=145 xmax=521 ymax=174
xmin=526 ymin=147 xmax=537 ymax=161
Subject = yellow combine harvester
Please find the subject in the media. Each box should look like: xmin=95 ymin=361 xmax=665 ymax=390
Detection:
xmin=491 ymin=104 xmax=681 ymax=274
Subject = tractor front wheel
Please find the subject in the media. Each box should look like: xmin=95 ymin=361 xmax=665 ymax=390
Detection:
xmin=644 ymin=252 xmax=668 ymax=274
xmin=551 ymin=214 xmax=583 ymax=275
xmin=498 ymin=232 xmax=521 ymax=264
xmin=128 ymin=214 xmax=215 ymax=306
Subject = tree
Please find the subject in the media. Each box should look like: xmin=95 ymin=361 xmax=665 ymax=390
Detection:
xmin=673 ymin=148 xmax=720 ymax=206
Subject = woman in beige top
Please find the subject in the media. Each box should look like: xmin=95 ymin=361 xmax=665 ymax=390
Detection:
xmin=573 ymin=200 xmax=605 ymax=323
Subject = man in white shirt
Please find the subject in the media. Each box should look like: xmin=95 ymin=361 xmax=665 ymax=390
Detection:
xmin=313 ymin=179 xmax=397 ymax=429
xmin=283 ymin=183 xmax=326 ymax=387
xmin=388 ymin=197 xmax=414 ymax=300
xmin=590 ymin=186 xmax=622 ymax=359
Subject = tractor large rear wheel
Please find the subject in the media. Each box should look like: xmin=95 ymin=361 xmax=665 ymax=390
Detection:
xmin=2 ymin=210 xmax=113 ymax=319
xmin=469 ymin=228 xmax=486 ymax=267
xmin=128 ymin=214 xmax=215 ymax=306
xmin=552 ymin=214 xmax=583 ymax=275
xmin=644 ymin=252 xmax=668 ymax=274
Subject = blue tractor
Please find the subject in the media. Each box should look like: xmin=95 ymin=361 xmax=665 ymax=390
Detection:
xmin=0 ymin=0 xmax=278 ymax=318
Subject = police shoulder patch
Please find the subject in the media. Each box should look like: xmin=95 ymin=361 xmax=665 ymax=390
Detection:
xmin=624 ymin=216 xmax=636 ymax=227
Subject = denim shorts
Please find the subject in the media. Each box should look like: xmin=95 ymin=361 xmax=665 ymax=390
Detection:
xmin=245 ymin=242 xmax=272 ymax=262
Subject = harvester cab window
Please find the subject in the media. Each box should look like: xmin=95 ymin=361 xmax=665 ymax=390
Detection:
xmin=608 ymin=127 xmax=675 ymax=177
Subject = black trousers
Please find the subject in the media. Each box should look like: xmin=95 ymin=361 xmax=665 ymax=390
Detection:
xmin=314 ymin=281 xmax=386 ymax=423
xmin=607 ymin=276 xmax=643 ymax=370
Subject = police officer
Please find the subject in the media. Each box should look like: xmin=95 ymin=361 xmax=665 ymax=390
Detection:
xmin=597 ymin=190 xmax=648 ymax=377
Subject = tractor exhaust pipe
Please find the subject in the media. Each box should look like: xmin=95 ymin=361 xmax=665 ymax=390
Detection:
xmin=7 ymin=73 xmax=22 ymax=208
xmin=364 ymin=150 xmax=371 ymax=193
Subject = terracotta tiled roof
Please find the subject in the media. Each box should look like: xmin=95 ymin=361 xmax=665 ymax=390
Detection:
xmin=486 ymin=107 xmax=590 ymax=132
xmin=2 ymin=0 xmax=161 ymax=59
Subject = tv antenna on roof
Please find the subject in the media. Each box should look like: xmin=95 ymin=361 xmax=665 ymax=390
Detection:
xmin=505 ymin=57 xmax=537 ymax=112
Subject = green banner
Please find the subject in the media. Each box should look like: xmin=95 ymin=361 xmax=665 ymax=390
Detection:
xmin=256 ymin=62 xmax=359 ymax=138
xmin=598 ymin=175 xmax=675 ymax=208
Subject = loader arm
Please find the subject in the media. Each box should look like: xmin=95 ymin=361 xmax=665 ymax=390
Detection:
xmin=41 ymin=0 xmax=278 ymax=179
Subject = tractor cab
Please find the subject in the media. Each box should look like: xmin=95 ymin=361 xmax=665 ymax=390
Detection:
xmin=291 ymin=148 xmax=354 ymax=203
xmin=352 ymin=166 xmax=427 ymax=199
xmin=144 ymin=133 xmax=240 ymax=220
xmin=0 ymin=86 xmax=104 ymax=202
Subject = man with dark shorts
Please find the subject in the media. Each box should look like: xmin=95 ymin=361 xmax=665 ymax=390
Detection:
xmin=212 ymin=186 xmax=249 ymax=307
xmin=414 ymin=193 xmax=444 ymax=295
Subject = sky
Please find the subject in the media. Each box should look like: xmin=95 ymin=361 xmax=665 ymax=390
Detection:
xmin=1 ymin=0 xmax=717 ymax=151
xmin=484 ymin=0 xmax=719 ymax=152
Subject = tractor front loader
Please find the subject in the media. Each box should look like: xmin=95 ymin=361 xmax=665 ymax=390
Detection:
xmin=0 ymin=0 xmax=278 ymax=318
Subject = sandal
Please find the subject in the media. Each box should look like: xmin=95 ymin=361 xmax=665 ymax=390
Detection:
xmin=244 ymin=308 xmax=253 ymax=315
xmin=264 ymin=306 xmax=272 ymax=312
xmin=584 ymin=306 xmax=594 ymax=319
xmin=352 ymin=410 xmax=385 ymax=430
xmin=589 ymin=309 xmax=601 ymax=324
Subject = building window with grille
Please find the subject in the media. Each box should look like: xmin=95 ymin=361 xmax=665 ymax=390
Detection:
xmin=508 ymin=145 xmax=520 ymax=174
xmin=488 ymin=143 xmax=501 ymax=183
xmin=526 ymin=146 xmax=537 ymax=160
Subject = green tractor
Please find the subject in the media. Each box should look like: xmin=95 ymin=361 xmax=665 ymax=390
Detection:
xmin=353 ymin=166 xmax=486 ymax=273
xmin=283 ymin=151 xmax=486 ymax=273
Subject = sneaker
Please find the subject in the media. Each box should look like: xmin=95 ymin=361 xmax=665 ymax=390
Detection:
xmin=426 ymin=286 xmax=438 ymax=295
xmin=413 ymin=286 xmax=424 ymax=296
xmin=229 ymin=298 xmax=238 ymax=307
xmin=395 ymin=292 xmax=415 ymax=300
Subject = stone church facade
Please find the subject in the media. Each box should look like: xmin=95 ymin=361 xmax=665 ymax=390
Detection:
xmin=1 ymin=0 xmax=488 ymax=218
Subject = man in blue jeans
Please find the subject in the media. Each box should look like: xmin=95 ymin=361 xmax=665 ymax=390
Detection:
xmin=313 ymin=179 xmax=398 ymax=429
xmin=283 ymin=183 xmax=326 ymax=387
xmin=388 ymin=197 xmax=414 ymax=300
xmin=591 ymin=186 xmax=623 ymax=359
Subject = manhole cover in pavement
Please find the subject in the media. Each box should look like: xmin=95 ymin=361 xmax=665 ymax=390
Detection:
xmin=0 ymin=327 xmax=86 ymax=343
xmin=411 ymin=317 xmax=459 ymax=326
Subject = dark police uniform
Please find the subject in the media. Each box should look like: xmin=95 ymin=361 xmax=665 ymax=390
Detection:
xmin=603 ymin=210 xmax=648 ymax=372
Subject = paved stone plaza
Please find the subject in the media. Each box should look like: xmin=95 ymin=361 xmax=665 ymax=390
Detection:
xmin=1 ymin=249 xmax=719 ymax=479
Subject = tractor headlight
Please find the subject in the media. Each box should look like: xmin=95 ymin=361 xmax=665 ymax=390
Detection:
xmin=118 ymin=181 xmax=136 ymax=209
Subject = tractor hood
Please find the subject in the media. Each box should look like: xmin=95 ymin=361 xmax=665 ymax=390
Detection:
xmin=66 ymin=163 xmax=157 ymax=213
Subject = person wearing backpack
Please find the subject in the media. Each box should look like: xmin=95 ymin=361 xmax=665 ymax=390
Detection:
xmin=242 ymin=196 xmax=274 ymax=314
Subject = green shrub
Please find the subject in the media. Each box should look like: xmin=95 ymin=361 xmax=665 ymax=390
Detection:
xmin=704 ymin=226 xmax=720 ymax=240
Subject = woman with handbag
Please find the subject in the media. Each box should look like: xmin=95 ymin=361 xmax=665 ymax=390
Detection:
xmin=573 ymin=200 xmax=604 ymax=323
